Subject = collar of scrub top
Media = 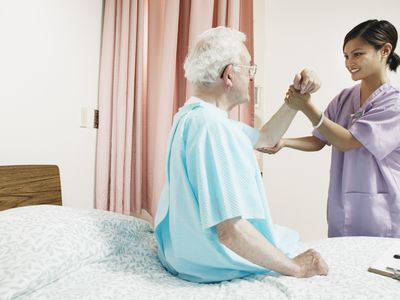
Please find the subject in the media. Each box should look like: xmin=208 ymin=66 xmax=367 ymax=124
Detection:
xmin=351 ymin=82 xmax=391 ymax=121
xmin=185 ymin=96 xmax=228 ymax=118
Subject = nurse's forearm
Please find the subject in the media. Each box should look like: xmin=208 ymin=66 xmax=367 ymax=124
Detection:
xmin=300 ymin=103 xmax=362 ymax=152
xmin=217 ymin=217 xmax=301 ymax=277
xmin=255 ymin=103 xmax=298 ymax=148
xmin=283 ymin=136 xmax=325 ymax=152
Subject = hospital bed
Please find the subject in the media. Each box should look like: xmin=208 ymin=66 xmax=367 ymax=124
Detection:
xmin=0 ymin=165 xmax=398 ymax=300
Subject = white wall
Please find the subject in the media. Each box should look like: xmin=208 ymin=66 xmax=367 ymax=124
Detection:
xmin=0 ymin=0 xmax=103 ymax=209
xmin=254 ymin=0 xmax=400 ymax=240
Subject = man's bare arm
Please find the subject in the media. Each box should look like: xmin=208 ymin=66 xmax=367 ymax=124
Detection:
xmin=216 ymin=217 xmax=328 ymax=278
xmin=254 ymin=103 xmax=298 ymax=148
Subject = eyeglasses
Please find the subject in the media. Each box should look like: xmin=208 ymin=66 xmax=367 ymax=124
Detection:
xmin=220 ymin=63 xmax=258 ymax=80
xmin=234 ymin=64 xmax=257 ymax=80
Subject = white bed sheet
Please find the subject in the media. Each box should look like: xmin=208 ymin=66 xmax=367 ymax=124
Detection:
xmin=0 ymin=205 xmax=399 ymax=300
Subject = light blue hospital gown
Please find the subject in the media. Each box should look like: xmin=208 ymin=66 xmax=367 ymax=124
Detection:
xmin=155 ymin=97 xmax=299 ymax=283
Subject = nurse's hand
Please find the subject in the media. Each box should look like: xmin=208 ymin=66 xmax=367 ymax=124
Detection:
xmin=293 ymin=69 xmax=321 ymax=94
xmin=293 ymin=249 xmax=329 ymax=277
xmin=257 ymin=139 xmax=285 ymax=154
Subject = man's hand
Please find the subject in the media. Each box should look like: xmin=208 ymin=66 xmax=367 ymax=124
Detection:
xmin=285 ymin=85 xmax=311 ymax=111
xmin=292 ymin=249 xmax=329 ymax=278
xmin=293 ymin=69 xmax=321 ymax=94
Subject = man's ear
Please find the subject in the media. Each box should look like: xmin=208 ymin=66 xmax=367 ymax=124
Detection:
xmin=222 ymin=64 xmax=233 ymax=88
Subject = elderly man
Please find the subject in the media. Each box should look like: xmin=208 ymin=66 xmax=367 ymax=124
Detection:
xmin=155 ymin=27 xmax=328 ymax=283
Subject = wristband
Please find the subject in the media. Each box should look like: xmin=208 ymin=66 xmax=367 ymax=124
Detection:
xmin=313 ymin=113 xmax=325 ymax=129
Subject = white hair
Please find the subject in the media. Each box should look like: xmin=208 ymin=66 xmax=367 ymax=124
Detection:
xmin=184 ymin=26 xmax=246 ymax=85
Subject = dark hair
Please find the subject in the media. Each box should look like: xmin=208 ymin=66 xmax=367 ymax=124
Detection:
xmin=343 ymin=19 xmax=400 ymax=72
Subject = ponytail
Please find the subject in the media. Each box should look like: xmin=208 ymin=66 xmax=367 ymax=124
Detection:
xmin=388 ymin=52 xmax=400 ymax=72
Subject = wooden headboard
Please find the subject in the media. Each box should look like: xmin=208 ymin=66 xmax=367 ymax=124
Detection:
xmin=0 ymin=165 xmax=62 ymax=211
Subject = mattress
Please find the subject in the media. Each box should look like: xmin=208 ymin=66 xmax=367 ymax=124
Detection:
xmin=0 ymin=205 xmax=398 ymax=300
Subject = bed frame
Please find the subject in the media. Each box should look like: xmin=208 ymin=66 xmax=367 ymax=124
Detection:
xmin=0 ymin=165 xmax=62 ymax=211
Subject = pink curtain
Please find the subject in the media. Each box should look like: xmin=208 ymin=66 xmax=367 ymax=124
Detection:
xmin=95 ymin=0 xmax=254 ymax=221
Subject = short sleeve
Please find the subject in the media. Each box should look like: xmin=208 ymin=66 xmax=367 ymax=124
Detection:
xmin=186 ymin=122 xmax=265 ymax=230
xmin=312 ymin=95 xmax=340 ymax=145
xmin=349 ymin=99 xmax=400 ymax=160
xmin=234 ymin=121 xmax=260 ymax=146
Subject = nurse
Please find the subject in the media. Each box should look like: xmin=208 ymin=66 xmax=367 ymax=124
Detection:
xmin=154 ymin=26 xmax=328 ymax=283
xmin=263 ymin=20 xmax=400 ymax=237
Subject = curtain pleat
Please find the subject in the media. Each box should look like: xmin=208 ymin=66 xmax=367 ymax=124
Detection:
xmin=95 ymin=0 xmax=254 ymax=223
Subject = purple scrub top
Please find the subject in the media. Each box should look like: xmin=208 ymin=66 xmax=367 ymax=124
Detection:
xmin=313 ymin=83 xmax=400 ymax=237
